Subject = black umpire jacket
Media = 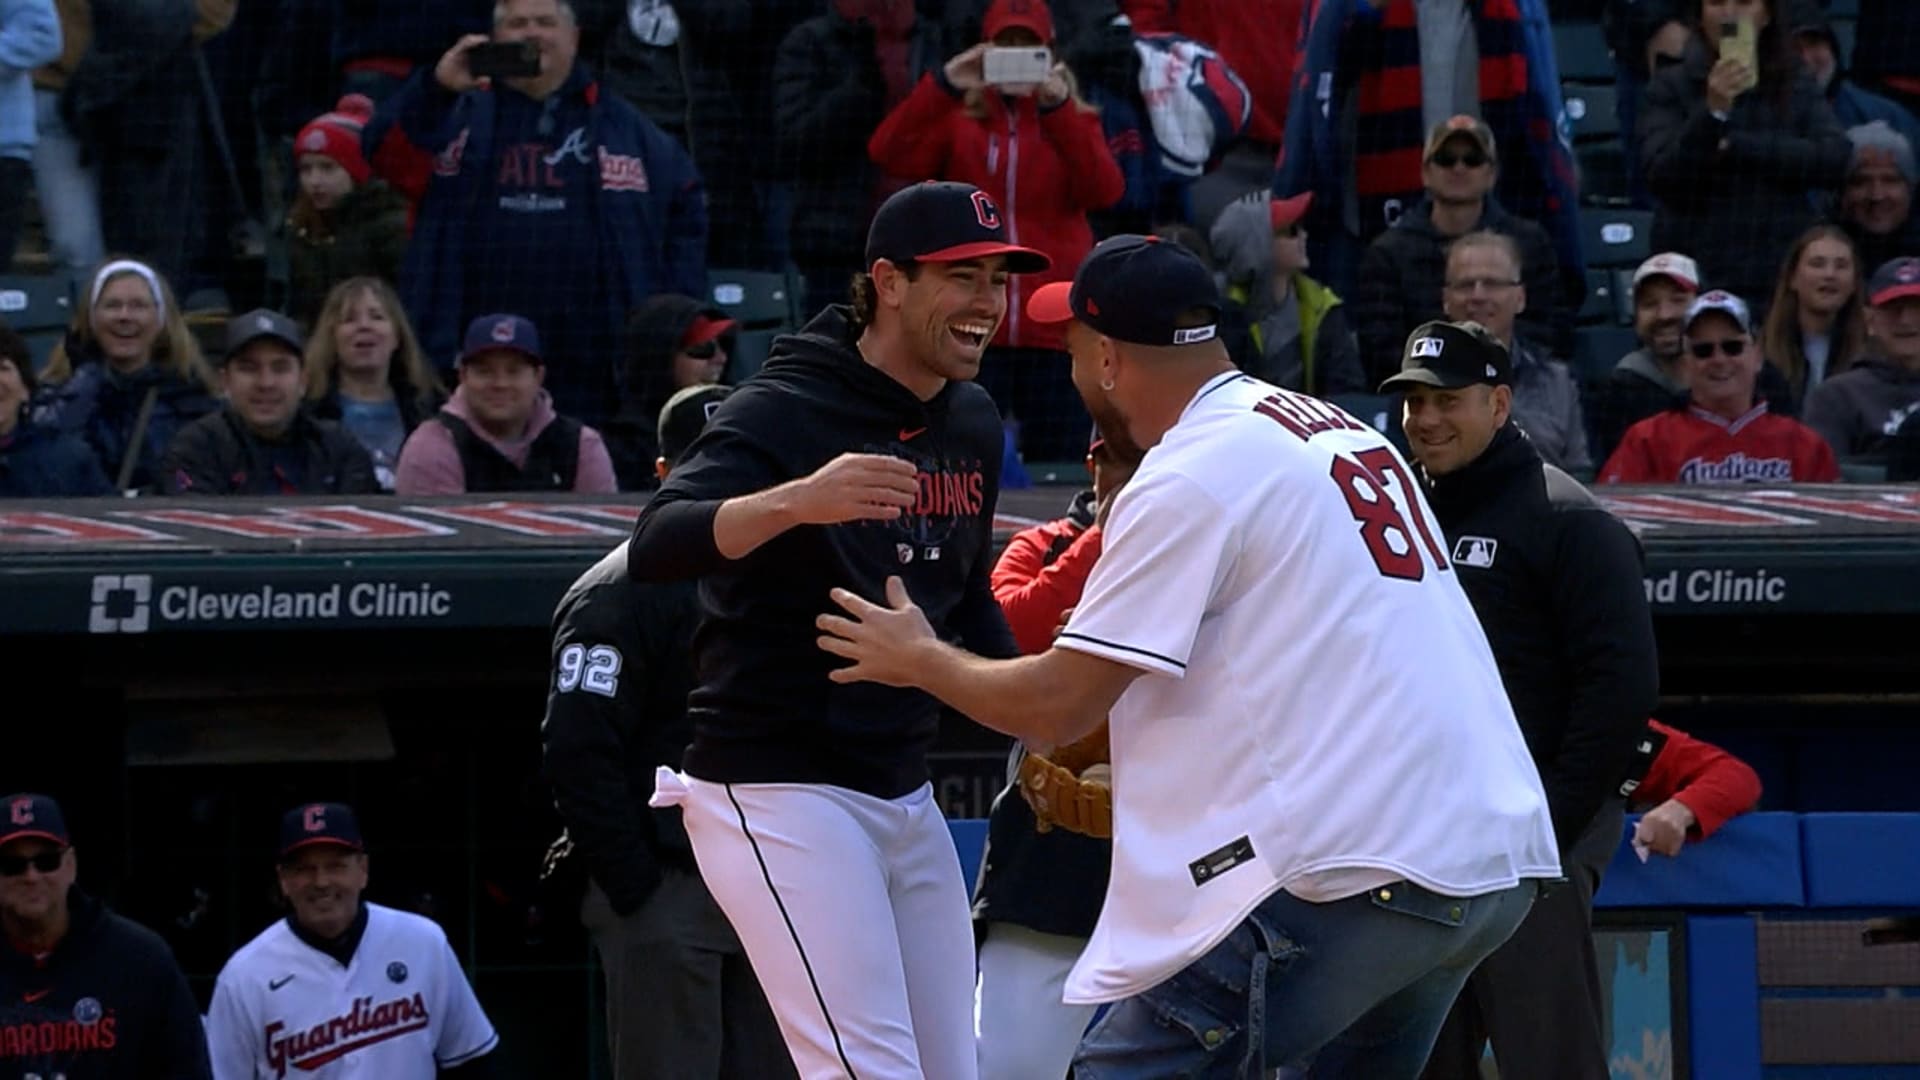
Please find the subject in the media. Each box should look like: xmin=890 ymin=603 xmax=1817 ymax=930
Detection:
xmin=1421 ymin=423 xmax=1659 ymax=852
xmin=541 ymin=542 xmax=702 ymax=917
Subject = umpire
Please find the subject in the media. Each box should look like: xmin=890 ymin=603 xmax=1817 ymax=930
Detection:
xmin=1385 ymin=321 xmax=1659 ymax=1080
xmin=541 ymin=384 xmax=791 ymax=1080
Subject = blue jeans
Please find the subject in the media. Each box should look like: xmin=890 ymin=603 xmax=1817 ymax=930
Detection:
xmin=1074 ymin=879 xmax=1538 ymax=1079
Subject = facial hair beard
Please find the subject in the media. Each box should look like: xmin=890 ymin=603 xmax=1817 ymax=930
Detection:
xmin=1081 ymin=389 xmax=1142 ymax=461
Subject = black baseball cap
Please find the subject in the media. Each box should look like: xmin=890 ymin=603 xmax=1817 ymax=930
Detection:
xmin=1026 ymin=234 xmax=1222 ymax=347
xmin=1378 ymin=320 xmax=1512 ymax=392
xmin=279 ymin=802 xmax=365 ymax=860
xmin=864 ymin=182 xmax=1050 ymax=273
xmin=224 ymin=308 xmax=305 ymax=364
xmin=1869 ymin=257 xmax=1920 ymax=307
xmin=658 ymin=383 xmax=732 ymax=463
xmin=0 ymin=793 xmax=70 ymax=849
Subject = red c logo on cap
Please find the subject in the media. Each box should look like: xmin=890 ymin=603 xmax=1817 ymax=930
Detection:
xmin=9 ymin=799 xmax=32 ymax=826
xmin=971 ymin=191 xmax=1001 ymax=230
xmin=303 ymin=805 xmax=326 ymax=832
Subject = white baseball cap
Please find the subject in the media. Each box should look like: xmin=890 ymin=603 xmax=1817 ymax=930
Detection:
xmin=1631 ymin=252 xmax=1700 ymax=295
xmin=1684 ymin=290 xmax=1753 ymax=335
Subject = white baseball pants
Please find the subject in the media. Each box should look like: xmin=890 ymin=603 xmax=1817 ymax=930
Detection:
xmin=973 ymin=922 xmax=1099 ymax=1080
xmin=653 ymin=769 xmax=978 ymax=1080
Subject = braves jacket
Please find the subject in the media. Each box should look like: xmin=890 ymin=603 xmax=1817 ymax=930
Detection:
xmin=1421 ymin=422 xmax=1660 ymax=851
xmin=868 ymin=72 xmax=1125 ymax=352
xmin=542 ymin=542 xmax=702 ymax=916
xmin=0 ymin=888 xmax=211 ymax=1079
xmin=629 ymin=305 xmax=1017 ymax=799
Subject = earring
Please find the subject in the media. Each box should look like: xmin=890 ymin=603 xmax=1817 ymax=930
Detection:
xmin=1100 ymin=378 xmax=1116 ymax=391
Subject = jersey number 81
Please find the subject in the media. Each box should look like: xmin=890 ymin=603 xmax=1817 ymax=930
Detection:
xmin=1329 ymin=448 xmax=1449 ymax=581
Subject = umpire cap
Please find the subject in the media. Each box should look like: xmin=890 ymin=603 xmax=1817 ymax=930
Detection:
xmin=1378 ymin=321 xmax=1512 ymax=393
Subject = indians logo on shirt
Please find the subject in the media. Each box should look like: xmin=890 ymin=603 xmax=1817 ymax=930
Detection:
xmin=264 ymin=992 xmax=430 ymax=1077
xmin=1677 ymin=453 xmax=1792 ymax=483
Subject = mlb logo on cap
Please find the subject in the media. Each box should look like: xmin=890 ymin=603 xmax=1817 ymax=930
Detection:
xmin=1411 ymin=337 xmax=1445 ymax=359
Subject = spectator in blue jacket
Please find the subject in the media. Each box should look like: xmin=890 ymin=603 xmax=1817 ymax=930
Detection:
xmin=35 ymin=258 xmax=217 ymax=493
xmin=388 ymin=0 xmax=708 ymax=429
xmin=1788 ymin=1 xmax=1920 ymax=157
xmin=0 ymin=319 xmax=111 ymax=497
xmin=0 ymin=0 xmax=60 ymax=273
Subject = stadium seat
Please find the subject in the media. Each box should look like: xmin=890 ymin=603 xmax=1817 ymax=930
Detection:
xmin=0 ymin=273 xmax=76 ymax=374
xmin=1553 ymin=22 xmax=1615 ymax=83
xmin=710 ymin=269 xmax=797 ymax=382
xmin=1564 ymin=83 xmax=1621 ymax=141
xmin=1573 ymin=324 xmax=1639 ymax=383
xmin=1581 ymin=207 xmax=1654 ymax=268
xmin=1613 ymin=268 xmax=1637 ymax=326
xmin=1579 ymin=268 xmax=1618 ymax=324
xmin=1576 ymin=141 xmax=1631 ymax=207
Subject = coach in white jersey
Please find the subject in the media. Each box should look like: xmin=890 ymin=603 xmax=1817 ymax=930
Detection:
xmin=818 ymin=235 xmax=1562 ymax=1077
xmin=205 ymin=803 xmax=500 ymax=1079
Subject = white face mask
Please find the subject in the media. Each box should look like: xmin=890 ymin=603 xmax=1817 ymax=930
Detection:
xmin=628 ymin=0 xmax=679 ymax=46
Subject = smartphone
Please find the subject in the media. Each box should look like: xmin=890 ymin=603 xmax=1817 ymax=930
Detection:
xmin=466 ymin=41 xmax=541 ymax=80
xmin=1720 ymin=18 xmax=1758 ymax=92
xmin=982 ymin=46 xmax=1052 ymax=87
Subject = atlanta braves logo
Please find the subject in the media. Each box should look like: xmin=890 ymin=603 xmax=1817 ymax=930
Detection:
xmin=970 ymin=190 xmax=1001 ymax=230
xmin=264 ymin=993 xmax=431 ymax=1078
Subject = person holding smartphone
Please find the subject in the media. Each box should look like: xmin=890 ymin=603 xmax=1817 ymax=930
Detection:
xmin=867 ymin=0 xmax=1124 ymax=465
xmin=1641 ymin=0 xmax=1850 ymax=311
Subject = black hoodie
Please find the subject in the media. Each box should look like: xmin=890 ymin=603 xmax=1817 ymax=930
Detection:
xmin=0 ymin=888 xmax=211 ymax=1079
xmin=604 ymin=293 xmax=732 ymax=490
xmin=629 ymin=305 xmax=1016 ymax=798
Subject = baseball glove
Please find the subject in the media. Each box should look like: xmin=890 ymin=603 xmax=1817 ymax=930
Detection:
xmin=1017 ymin=725 xmax=1112 ymax=838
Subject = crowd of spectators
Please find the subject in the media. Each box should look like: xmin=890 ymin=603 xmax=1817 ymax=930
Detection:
xmin=2 ymin=0 xmax=1920 ymax=496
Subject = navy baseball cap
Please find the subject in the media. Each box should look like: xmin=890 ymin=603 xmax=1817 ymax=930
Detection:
xmin=658 ymin=383 xmax=732 ymax=463
xmin=864 ymin=182 xmax=1050 ymax=273
xmin=224 ymin=308 xmax=305 ymax=364
xmin=1379 ymin=320 xmax=1512 ymax=392
xmin=279 ymin=802 xmax=365 ymax=859
xmin=1869 ymin=257 xmax=1920 ymax=307
xmin=0 ymin=794 xmax=70 ymax=849
xmin=460 ymin=313 xmax=544 ymax=366
xmin=1027 ymin=234 xmax=1222 ymax=347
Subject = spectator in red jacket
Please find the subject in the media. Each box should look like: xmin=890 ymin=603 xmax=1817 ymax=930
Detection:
xmin=1601 ymin=290 xmax=1841 ymax=484
xmin=868 ymin=0 xmax=1125 ymax=463
xmin=1630 ymin=720 xmax=1764 ymax=857
xmin=991 ymin=428 xmax=1141 ymax=654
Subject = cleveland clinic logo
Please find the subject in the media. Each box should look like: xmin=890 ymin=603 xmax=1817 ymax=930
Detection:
xmin=89 ymin=574 xmax=152 ymax=634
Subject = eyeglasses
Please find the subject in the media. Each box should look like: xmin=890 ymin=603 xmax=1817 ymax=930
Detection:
xmin=683 ymin=341 xmax=720 ymax=360
xmin=1445 ymin=277 xmax=1521 ymax=294
xmin=1689 ymin=338 xmax=1748 ymax=358
xmin=1431 ymin=151 xmax=1490 ymax=169
xmin=0 ymin=851 xmax=65 ymax=877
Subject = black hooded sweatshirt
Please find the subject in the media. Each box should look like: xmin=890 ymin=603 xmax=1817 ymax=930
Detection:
xmin=604 ymin=293 xmax=731 ymax=490
xmin=629 ymin=305 xmax=1017 ymax=798
xmin=0 ymin=888 xmax=211 ymax=1079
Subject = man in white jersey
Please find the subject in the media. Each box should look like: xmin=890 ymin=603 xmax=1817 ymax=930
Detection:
xmin=205 ymin=803 xmax=500 ymax=1079
xmin=817 ymin=234 xmax=1562 ymax=1077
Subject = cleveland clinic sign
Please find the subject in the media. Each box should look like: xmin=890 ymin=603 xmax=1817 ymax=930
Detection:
xmin=89 ymin=575 xmax=454 ymax=634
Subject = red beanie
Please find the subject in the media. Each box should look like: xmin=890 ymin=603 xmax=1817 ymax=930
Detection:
xmin=295 ymin=94 xmax=375 ymax=185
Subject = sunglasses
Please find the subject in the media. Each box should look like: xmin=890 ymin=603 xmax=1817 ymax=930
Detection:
xmin=1689 ymin=338 xmax=1747 ymax=358
xmin=0 ymin=851 xmax=65 ymax=877
xmin=683 ymin=340 xmax=720 ymax=360
xmin=1431 ymin=151 xmax=1489 ymax=169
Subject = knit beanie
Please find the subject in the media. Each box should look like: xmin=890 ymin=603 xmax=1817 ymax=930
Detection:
xmin=295 ymin=95 xmax=376 ymax=185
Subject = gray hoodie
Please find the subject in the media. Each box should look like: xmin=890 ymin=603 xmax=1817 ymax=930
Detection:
xmin=1511 ymin=340 xmax=1593 ymax=474
xmin=1803 ymin=355 xmax=1920 ymax=458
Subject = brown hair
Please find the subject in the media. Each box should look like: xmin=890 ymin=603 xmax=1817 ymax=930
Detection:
xmin=1447 ymin=230 xmax=1524 ymax=278
xmin=42 ymin=257 xmax=211 ymax=388
xmin=1761 ymin=225 xmax=1866 ymax=398
xmin=847 ymin=261 xmax=923 ymax=332
xmin=303 ymin=277 xmax=443 ymax=403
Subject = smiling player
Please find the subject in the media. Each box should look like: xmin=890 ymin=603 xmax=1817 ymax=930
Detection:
xmin=629 ymin=181 xmax=1049 ymax=1079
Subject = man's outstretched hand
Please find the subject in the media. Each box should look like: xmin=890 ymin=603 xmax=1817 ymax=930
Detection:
xmin=817 ymin=576 xmax=936 ymax=687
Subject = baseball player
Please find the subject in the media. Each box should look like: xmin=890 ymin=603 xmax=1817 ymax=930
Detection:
xmin=204 ymin=803 xmax=499 ymax=1079
xmin=541 ymin=383 xmax=792 ymax=1079
xmin=817 ymin=235 xmax=1561 ymax=1077
xmin=0 ymin=792 xmax=211 ymax=1079
xmin=628 ymin=180 xmax=1050 ymax=1079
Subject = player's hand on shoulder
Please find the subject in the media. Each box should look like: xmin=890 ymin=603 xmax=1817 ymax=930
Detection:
xmin=790 ymin=452 xmax=918 ymax=526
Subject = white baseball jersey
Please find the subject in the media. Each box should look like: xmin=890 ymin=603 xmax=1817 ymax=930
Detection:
xmin=205 ymin=903 xmax=498 ymax=1079
xmin=1056 ymin=372 xmax=1560 ymax=1005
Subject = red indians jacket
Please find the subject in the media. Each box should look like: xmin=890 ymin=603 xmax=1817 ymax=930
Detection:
xmin=1599 ymin=403 xmax=1840 ymax=485
xmin=1634 ymin=721 xmax=1764 ymax=839
xmin=868 ymin=72 xmax=1125 ymax=353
